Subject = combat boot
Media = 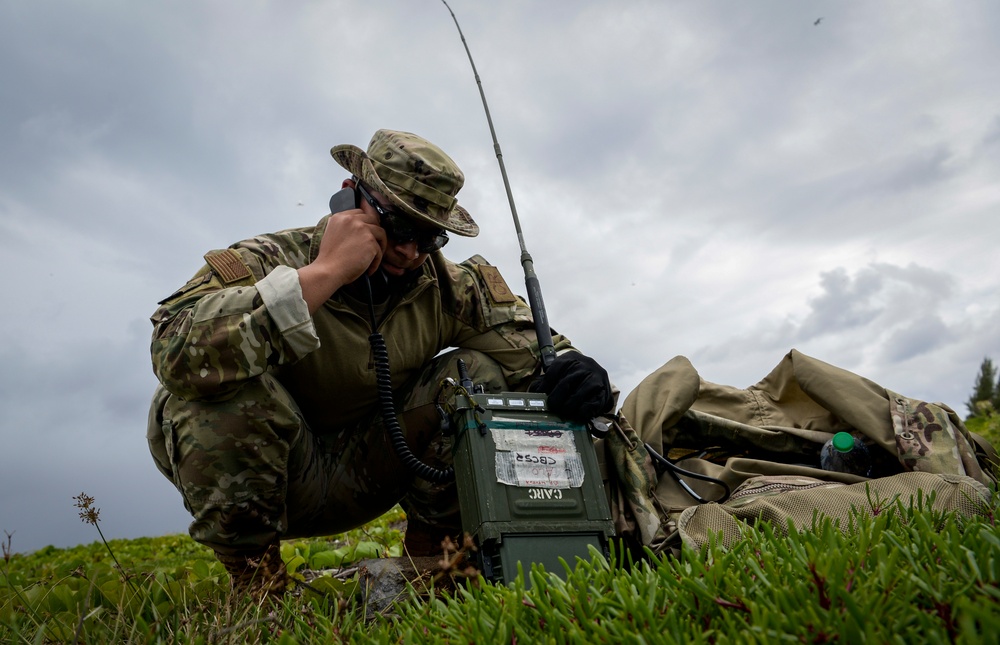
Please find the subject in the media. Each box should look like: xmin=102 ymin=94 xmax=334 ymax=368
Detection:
xmin=215 ymin=542 xmax=288 ymax=600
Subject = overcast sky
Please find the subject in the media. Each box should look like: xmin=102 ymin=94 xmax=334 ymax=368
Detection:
xmin=3 ymin=0 xmax=999 ymax=555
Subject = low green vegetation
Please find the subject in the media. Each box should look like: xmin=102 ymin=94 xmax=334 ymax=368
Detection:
xmin=967 ymin=411 xmax=1000 ymax=453
xmin=966 ymin=357 xmax=1000 ymax=422
xmin=964 ymin=356 xmax=1000 ymax=445
xmin=966 ymin=356 xmax=1000 ymax=453
xmin=3 ymin=497 xmax=999 ymax=643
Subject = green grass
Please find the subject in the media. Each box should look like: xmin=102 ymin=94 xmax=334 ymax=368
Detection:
xmin=966 ymin=411 xmax=1000 ymax=453
xmin=3 ymin=499 xmax=1000 ymax=643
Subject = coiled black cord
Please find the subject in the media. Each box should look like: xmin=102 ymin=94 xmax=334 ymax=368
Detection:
xmin=644 ymin=443 xmax=730 ymax=504
xmin=364 ymin=275 xmax=454 ymax=483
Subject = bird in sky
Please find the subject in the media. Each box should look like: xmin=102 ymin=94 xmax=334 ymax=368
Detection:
xmin=814 ymin=17 xmax=823 ymax=26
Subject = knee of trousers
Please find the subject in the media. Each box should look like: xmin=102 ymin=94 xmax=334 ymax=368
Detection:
xmin=400 ymin=348 xmax=514 ymax=414
xmin=395 ymin=348 xmax=514 ymax=457
xmin=146 ymin=374 xmax=306 ymax=551
xmin=396 ymin=349 xmax=515 ymax=531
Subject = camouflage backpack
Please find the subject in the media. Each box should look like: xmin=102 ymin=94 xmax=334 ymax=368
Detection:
xmin=602 ymin=349 xmax=998 ymax=555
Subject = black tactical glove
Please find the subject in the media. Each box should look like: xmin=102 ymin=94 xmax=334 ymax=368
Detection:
xmin=529 ymin=352 xmax=614 ymax=422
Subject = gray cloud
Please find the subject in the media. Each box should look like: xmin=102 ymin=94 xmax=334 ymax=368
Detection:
xmin=796 ymin=262 xmax=955 ymax=340
xmin=984 ymin=115 xmax=1000 ymax=147
xmin=798 ymin=267 xmax=886 ymax=339
xmin=880 ymin=315 xmax=951 ymax=363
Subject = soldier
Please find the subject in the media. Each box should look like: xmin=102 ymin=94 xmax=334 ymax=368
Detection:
xmin=146 ymin=129 xmax=614 ymax=598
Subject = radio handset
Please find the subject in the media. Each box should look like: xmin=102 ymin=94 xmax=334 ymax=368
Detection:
xmin=329 ymin=186 xmax=388 ymax=299
xmin=328 ymin=185 xmax=358 ymax=214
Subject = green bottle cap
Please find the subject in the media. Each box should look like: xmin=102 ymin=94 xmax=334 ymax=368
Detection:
xmin=832 ymin=432 xmax=855 ymax=452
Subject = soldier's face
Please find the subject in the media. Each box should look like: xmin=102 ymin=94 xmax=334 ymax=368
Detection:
xmin=381 ymin=238 xmax=428 ymax=277
xmin=357 ymin=184 xmax=437 ymax=278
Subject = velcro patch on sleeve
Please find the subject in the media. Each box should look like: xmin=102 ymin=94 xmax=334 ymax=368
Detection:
xmin=204 ymin=249 xmax=252 ymax=284
xmin=476 ymin=264 xmax=518 ymax=304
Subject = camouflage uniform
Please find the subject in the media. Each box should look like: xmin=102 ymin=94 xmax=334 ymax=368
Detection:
xmin=147 ymin=132 xmax=577 ymax=559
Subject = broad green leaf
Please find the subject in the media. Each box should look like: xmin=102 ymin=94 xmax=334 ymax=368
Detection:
xmin=285 ymin=554 xmax=307 ymax=575
xmin=309 ymin=547 xmax=349 ymax=569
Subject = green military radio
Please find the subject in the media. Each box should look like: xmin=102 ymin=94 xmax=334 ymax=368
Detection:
xmin=448 ymin=361 xmax=614 ymax=584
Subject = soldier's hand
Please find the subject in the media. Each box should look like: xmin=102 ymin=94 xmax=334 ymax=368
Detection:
xmin=320 ymin=208 xmax=387 ymax=276
xmin=529 ymin=352 xmax=614 ymax=422
xmin=298 ymin=210 xmax=386 ymax=313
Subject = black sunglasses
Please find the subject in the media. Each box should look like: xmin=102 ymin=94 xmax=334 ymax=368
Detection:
xmin=356 ymin=182 xmax=449 ymax=253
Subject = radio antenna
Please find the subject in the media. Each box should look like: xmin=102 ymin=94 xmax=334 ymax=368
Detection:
xmin=440 ymin=0 xmax=556 ymax=370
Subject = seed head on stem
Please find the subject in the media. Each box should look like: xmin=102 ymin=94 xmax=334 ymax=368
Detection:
xmin=73 ymin=492 xmax=101 ymax=526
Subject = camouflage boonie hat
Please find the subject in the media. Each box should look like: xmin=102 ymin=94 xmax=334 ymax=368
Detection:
xmin=331 ymin=129 xmax=479 ymax=237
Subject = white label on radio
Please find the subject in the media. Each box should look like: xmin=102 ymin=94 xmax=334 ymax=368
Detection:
xmin=492 ymin=427 xmax=584 ymax=488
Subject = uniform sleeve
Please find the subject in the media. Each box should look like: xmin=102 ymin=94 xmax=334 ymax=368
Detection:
xmin=150 ymin=242 xmax=320 ymax=401
xmin=437 ymin=255 xmax=576 ymax=389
